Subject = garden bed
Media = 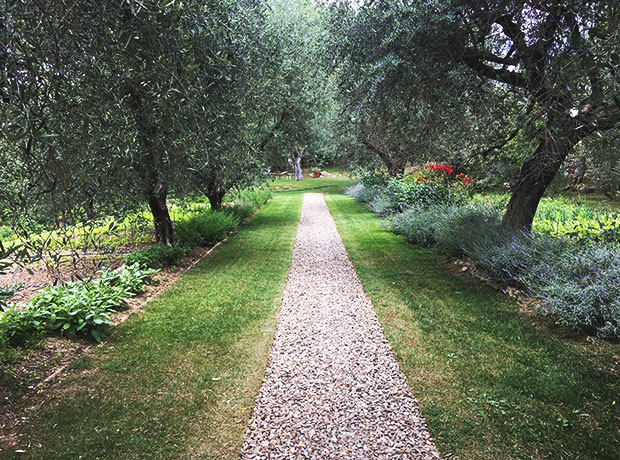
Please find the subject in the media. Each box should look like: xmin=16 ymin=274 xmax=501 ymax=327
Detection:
xmin=0 ymin=243 xmax=216 ymax=450
xmin=348 ymin=166 xmax=620 ymax=339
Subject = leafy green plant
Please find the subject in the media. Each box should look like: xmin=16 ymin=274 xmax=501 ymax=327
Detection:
xmin=0 ymin=283 xmax=23 ymax=310
xmin=125 ymin=244 xmax=188 ymax=270
xmin=223 ymin=188 xmax=272 ymax=220
xmin=175 ymin=211 xmax=239 ymax=248
xmin=0 ymin=225 xmax=13 ymax=239
xmin=34 ymin=300 xmax=114 ymax=342
xmin=0 ymin=265 xmax=157 ymax=345
xmin=234 ymin=188 xmax=272 ymax=208
xmin=224 ymin=203 xmax=255 ymax=220
xmin=355 ymin=168 xmax=390 ymax=188
xmin=0 ymin=305 xmax=44 ymax=347
xmin=97 ymin=264 xmax=158 ymax=297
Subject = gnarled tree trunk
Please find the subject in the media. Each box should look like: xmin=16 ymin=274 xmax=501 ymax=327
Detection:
xmin=289 ymin=152 xmax=304 ymax=181
xmin=148 ymin=189 xmax=174 ymax=245
xmin=127 ymin=88 xmax=174 ymax=245
xmin=574 ymin=155 xmax=587 ymax=186
xmin=361 ymin=139 xmax=406 ymax=176
xmin=293 ymin=156 xmax=303 ymax=181
xmin=502 ymin=132 xmax=578 ymax=231
xmin=205 ymin=188 xmax=226 ymax=211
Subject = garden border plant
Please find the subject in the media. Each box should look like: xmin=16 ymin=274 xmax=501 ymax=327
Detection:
xmin=0 ymin=188 xmax=273 ymax=353
xmin=124 ymin=188 xmax=272 ymax=270
xmin=348 ymin=166 xmax=620 ymax=339
xmin=0 ymin=264 xmax=157 ymax=347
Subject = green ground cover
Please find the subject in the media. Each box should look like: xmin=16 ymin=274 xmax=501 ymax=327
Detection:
xmin=2 ymin=187 xmax=304 ymax=459
xmin=326 ymin=193 xmax=620 ymax=459
xmin=4 ymin=176 xmax=618 ymax=459
xmin=474 ymin=193 xmax=620 ymax=241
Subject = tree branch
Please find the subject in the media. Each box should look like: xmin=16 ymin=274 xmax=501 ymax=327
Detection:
xmin=462 ymin=50 xmax=529 ymax=88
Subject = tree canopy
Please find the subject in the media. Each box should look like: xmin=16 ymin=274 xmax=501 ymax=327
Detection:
xmin=1 ymin=0 xmax=619 ymax=239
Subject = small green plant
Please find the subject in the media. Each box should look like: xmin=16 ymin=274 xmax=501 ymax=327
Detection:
xmin=124 ymin=244 xmax=188 ymax=269
xmin=175 ymin=211 xmax=239 ymax=248
xmin=0 ymin=305 xmax=44 ymax=347
xmin=97 ymin=263 xmax=158 ymax=296
xmin=0 ymin=265 xmax=157 ymax=346
xmin=0 ymin=283 xmax=23 ymax=310
xmin=355 ymin=168 xmax=390 ymax=188
xmin=0 ymin=225 xmax=13 ymax=240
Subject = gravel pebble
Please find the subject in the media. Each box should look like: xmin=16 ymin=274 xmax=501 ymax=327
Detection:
xmin=243 ymin=193 xmax=440 ymax=459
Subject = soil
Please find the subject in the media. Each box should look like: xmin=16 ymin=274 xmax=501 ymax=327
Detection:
xmin=1 ymin=254 xmax=127 ymax=305
xmin=0 ymin=243 xmax=221 ymax=450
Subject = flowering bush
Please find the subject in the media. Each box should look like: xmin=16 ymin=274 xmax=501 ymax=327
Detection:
xmin=412 ymin=163 xmax=475 ymax=194
xmin=350 ymin=166 xmax=620 ymax=338
xmin=355 ymin=168 xmax=390 ymax=188
xmin=518 ymin=244 xmax=620 ymax=338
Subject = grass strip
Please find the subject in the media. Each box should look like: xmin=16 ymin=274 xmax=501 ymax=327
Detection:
xmin=326 ymin=193 xmax=620 ymax=460
xmin=4 ymin=192 xmax=303 ymax=459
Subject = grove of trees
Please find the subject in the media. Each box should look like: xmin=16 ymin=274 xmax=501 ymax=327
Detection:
xmin=1 ymin=0 xmax=619 ymax=245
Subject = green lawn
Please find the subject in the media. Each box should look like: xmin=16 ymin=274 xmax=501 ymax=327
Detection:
xmin=3 ymin=189 xmax=306 ymax=459
xmin=5 ymin=176 xmax=618 ymax=459
xmin=326 ymin=193 xmax=620 ymax=460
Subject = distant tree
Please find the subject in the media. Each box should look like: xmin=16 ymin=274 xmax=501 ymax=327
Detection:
xmin=258 ymin=0 xmax=339 ymax=174
xmin=327 ymin=1 xmax=502 ymax=176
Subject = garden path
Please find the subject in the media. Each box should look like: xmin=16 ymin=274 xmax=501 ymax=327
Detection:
xmin=243 ymin=193 xmax=439 ymax=459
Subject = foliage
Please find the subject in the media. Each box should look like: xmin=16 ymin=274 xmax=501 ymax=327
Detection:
xmin=465 ymin=230 xmax=567 ymax=286
xmin=350 ymin=167 xmax=468 ymax=214
xmin=474 ymin=193 xmax=620 ymax=243
xmin=97 ymin=264 xmax=158 ymax=297
xmin=234 ymin=188 xmax=273 ymax=210
xmin=29 ymin=288 xmax=116 ymax=343
xmin=258 ymin=0 xmax=341 ymax=172
xmin=0 ymin=283 xmax=23 ymax=311
xmin=533 ymin=202 xmax=620 ymax=243
xmin=356 ymin=168 xmax=390 ymax=188
xmin=345 ymin=184 xmax=381 ymax=204
xmin=519 ymin=244 xmax=620 ymax=338
xmin=0 ymin=265 xmax=156 ymax=346
xmin=2 ymin=184 xmax=304 ymax=459
xmin=0 ymin=226 xmax=12 ymax=239
xmin=124 ymin=244 xmax=188 ymax=270
xmin=175 ymin=211 xmax=239 ymax=248
xmin=224 ymin=188 xmax=273 ymax=220
xmin=329 ymin=0 xmax=620 ymax=230
xmin=390 ymin=205 xmax=450 ymax=246
xmin=0 ymin=306 xmax=44 ymax=347
xmin=433 ymin=206 xmax=502 ymax=256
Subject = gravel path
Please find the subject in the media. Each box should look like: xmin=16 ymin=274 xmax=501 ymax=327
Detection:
xmin=243 ymin=193 xmax=440 ymax=459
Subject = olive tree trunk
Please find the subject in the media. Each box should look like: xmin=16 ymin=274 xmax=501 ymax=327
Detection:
xmin=502 ymin=134 xmax=577 ymax=231
xmin=206 ymin=189 xmax=226 ymax=211
xmin=148 ymin=190 xmax=174 ymax=245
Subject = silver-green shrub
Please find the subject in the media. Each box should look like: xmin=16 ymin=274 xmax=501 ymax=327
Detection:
xmin=434 ymin=205 xmax=502 ymax=256
xmin=518 ymin=244 xmax=620 ymax=338
xmin=345 ymin=184 xmax=380 ymax=203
